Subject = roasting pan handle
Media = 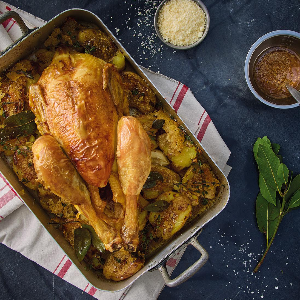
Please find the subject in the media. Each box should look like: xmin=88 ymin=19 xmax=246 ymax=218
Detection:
xmin=0 ymin=11 xmax=29 ymax=36
xmin=158 ymin=237 xmax=209 ymax=287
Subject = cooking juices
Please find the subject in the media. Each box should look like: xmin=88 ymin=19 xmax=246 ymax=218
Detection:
xmin=253 ymin=46 xmax=300 ymax=100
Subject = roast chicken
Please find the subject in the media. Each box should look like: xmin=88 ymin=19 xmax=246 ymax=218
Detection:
xmin=29 ymin=49 xmax=118 ymax=188
xmin=29 ymin=48 xmax=152 ymax=253
xmin=32 ymin=135 xmax=122 ymax=252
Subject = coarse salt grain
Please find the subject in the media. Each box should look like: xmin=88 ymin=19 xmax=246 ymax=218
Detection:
xmin=157 ymin=0 xmax=206 ymax=46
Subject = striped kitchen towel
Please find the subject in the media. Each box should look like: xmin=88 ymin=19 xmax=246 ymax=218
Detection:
xmin=0 ymin=2 xmax=231 ymax=300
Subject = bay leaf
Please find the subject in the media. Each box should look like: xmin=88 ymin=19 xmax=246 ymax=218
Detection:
xmin=0 ymin=111 xmax=36 ymax=141
xmin=277 ymin=163 xmax=289 ymax=187
xmin=285 ymin=174 xmax=300 ymax=201
xmin=143 ymin=171 xmax=163 ymax=189
xmin=258 ymin=174 xmax=277 ymax=205
xmin=253 ymin=136 xmax=272 ymax=160
xmin=255 ymin=142 xmax=285 ymax=205
xmin=144 ymin=200 xmax=170 ymax=212
xmin=256 ymin=192 xmax=281 ymax=242
xmin=271 ymin=143 xmax=280 ymax=155
xmin=288 ymin=190 xmax=300 ymax=209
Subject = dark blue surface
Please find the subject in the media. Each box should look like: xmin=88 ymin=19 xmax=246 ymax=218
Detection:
xmin=1 ymin=0 xmax=300 ymax=299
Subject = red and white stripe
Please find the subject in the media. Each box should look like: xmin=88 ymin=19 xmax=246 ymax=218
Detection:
xmin=84 ymin=284 xmax=98 ymax=296
xmin=0 ymin=173 xmax=23 ymax=220
xmin=53 ymin=255 xmax=73 ymax=279
xmin=169 ymin=82 xmax=189 ymax=113
xmin=195 ymin=110 xmax=211 ymax=142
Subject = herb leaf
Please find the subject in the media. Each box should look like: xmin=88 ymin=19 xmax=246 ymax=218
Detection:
xmin=143 ymin=171 xmax=163 ymax=189
xmin=144 ymin=200 xmax=170 ymax=212
xmin=253 ymin=136 xmax=300 ymax=273
xmin=256 ymin=192 xmax=281 ymax=241
xmin=271 ymin=143 xmax=280 ymax=155
xmin=0 ymin=111 xmax=36 ymax=142
xmin=288 ymin=190 xmax=300 ymax=209
xmin=82 ymin=224 xmax=105 ymax=253
xmin=277 ymin=163 xmax=289 ymax=187
xmin=285 ymin=174 xmax=300 ymax=201
xmin=74 ymin=227 xmax=92 ymax=262
xmin=254 ymin=137 xmax=285 ymax=205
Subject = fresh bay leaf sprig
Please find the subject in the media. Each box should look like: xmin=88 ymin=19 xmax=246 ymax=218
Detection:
xmin=253 ymin=136 xmax=300 ymax=272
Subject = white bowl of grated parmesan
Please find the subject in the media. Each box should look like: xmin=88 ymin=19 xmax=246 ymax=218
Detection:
xmin=154 ymin=0 xmax=210 ymax=50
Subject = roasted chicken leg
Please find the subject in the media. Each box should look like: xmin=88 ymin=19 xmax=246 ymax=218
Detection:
xmin=29 ymin=49 xmax=118 ymax=187
xmin=32 ymin=135 xmax=122 ymax=252
xmin=117 ymin=116 xmax=152 ymax=251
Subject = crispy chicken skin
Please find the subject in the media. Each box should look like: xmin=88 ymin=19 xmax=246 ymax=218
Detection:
xmin=29 ymin=49 xmax=118 ymax=187
xmin=32 ymin=135 xmax=122 ymax=252
xmin=117 ymin=116 xmax=152 ymax=251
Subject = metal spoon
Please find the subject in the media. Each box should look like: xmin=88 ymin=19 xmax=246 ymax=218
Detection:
xmin=286 ymin=84 xmax=300 ymax=104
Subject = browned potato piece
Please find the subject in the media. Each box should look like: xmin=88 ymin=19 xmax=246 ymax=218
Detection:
xmin=61 ymin=219 xmax=82 ymax=247
xmin=35 ymin=49 xmax=55 ymax=72
xmin=44 ymin=28 xmax=63 ymax=48
xmin=137 ymin=112 xmax=157 ymax=137
xmin=181 ymin=163 xmax=220 ymax=206
xmin=155 ymin=110 xmax=197 ymax=170
xmin=149 ymin=191 xmax=192 ymax=240
xmin=103 ymin=248 xmax=144 ymax=281
xmin=39 ymin=193 xmax=77 ymax=219
xmin=122 ymin=72 xmax=156 ymax=114
xmin=0 ymin=136 xmax=29 ymax=156
xmin=78 ymin=28 xmax=118 ymax=61
xmin=142 ymin=165 xmax=181 ymax=200
xmin=110 ymin=51 xmax=126 ymax=71
xmin=12 ymin=147 xmax=39 ymax=190
xmin=1 ymin=60 xmax=39 ymax=117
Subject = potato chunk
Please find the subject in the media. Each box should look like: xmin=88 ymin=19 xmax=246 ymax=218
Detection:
xmin=142 ymin=165 xmax=181 ymax=200
xmin=12 ymin=147 xmax=39 ymax=190
xmin=149 ymin=191 xmax=192 ymax=240
xmin=103 ymin=248 xmax=144 ymax=281
xmin=78 ymin=28 xmax=117 ymax=61
xmin=155 ymin=110 xmax=197 ymax=170
xmin=122 ymin=72 xmax=156 ymax=114
xmin=180 ymin=163 xmax=220 ymax=206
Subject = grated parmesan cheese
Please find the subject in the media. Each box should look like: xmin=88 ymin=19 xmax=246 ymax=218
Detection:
xmin=157 ymin=0 xmax=207 ymax=46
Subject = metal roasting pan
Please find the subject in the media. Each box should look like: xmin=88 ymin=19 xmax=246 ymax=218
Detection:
xmin=0 ymin=9 xmax=230 ymax=291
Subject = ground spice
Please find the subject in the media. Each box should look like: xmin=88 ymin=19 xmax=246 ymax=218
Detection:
xmin=254 ymin=46 xmax=300 ymax=99
xmin=157 ymin=0 xmax=206 ymax=46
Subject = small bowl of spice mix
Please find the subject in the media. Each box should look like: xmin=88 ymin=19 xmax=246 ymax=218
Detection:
xmin=154 ymin=0 xmax=210 ymax=50
xmin=245 ymin=30 xmax=300 ymax=109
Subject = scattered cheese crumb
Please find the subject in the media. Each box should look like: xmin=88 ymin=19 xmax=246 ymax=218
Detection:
xmin=157 ymin=0 xmax=207 ymax=46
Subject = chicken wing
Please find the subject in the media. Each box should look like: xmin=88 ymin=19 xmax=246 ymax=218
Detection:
xmin=32 ymin=135 xmax=122 ymax=252
xmin=29 ymin=49 xmax=118 ymax=187
xmin=117 ymin=116 xmax=151 ymax=251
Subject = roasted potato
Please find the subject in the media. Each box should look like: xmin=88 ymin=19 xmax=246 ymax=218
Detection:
xmin=78 ymin=28 xmax=118 ymax=61
xmin=180 ymin=163 xmax=220 ymax=206
xmin=149 ymin=191 xmax=192 ymax=240
xmin=1 ymin=60 xmax=39 ymax=117
xmin=103 ymin=248 xmax=144 ymax=281
xmin=154 ymin=110 xmax=197 ymax=170
xmin=122 ymin=72 xmax=157 ymax=114
xmin=142 ymin=165 xmax=181 ymax=200
xmin=39 ymin=193 xmax=78 ymax=219
xmin=12 ymin=146 xmax=39 ymax=190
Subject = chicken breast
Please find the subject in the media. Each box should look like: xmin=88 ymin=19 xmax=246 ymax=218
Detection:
xmin=29 ymin=49 xmax=118 ymax=187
